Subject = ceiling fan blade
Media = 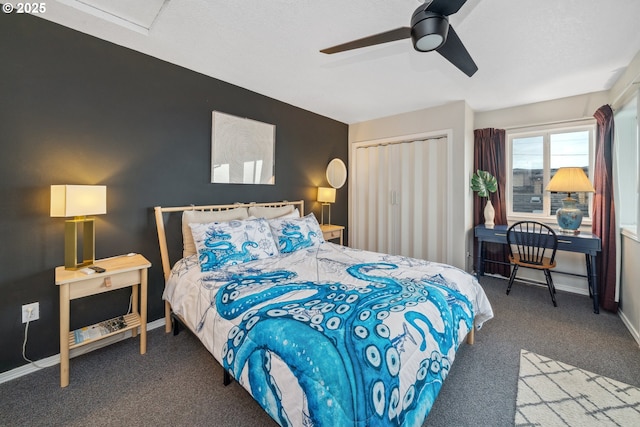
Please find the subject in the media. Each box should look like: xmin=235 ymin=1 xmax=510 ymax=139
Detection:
xmin=436 ymin=25 xmax=477 ymax=77
xmin=425 ymin=0 xmax=468 ymax=16
xmin=320 ymin=27 xmax=411 ymax=54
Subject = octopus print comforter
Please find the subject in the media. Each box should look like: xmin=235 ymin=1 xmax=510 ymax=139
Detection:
xmin=163 ymin=242 xmax=493 ymax=427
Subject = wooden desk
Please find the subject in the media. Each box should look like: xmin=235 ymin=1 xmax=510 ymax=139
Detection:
xmin=474 ymin=225 xmax=602 ymax=313
xmin=55 ymin=254 xmax=151 ymax=387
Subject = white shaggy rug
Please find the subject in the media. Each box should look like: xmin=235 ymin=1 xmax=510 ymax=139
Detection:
xmin=515 ymin=349 xmax=640 ymax=426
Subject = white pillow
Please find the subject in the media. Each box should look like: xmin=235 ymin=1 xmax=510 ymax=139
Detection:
xmin=248 ymin=204 xmax=295 ymax=219
xmin=277 ymin=208 xmax=300 ymax=219
xmin=249 ymin=209 xmax=298 ymax=220
xmin=189 ymin=218 xmax=279 ymax=272
xmin=182 ymin=208 xmax=249 ymax=258
xmin=268 ymin=213 xmax=325 ymax=254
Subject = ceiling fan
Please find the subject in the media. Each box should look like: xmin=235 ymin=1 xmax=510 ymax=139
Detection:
xmin=320 ymin=0 xmax=478 ymax=77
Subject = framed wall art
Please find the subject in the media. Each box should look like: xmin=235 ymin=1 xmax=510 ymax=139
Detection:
xmin=211 ymin=111 xmax=275 ymax=185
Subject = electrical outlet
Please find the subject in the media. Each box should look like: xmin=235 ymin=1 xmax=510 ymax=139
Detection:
xmin=22 ymin=302 xmax=39 ymax=323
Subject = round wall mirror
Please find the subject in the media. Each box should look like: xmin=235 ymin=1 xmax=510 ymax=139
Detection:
xmin=326 ymin=158 xmax=347 ymax=189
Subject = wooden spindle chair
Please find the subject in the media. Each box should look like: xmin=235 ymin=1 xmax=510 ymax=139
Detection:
xmin=506 ymin=221 xmax=559 ymax=306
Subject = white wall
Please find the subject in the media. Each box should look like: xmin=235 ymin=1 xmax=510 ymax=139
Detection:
xmin=475 ymin=91 xmax=609 ymax=130
xmin=348 ymin=101 xmax=474 ymax=271
xmin=610 ymin=50 xmax=640 ymax=110
xmin=612 ymin=50 xmax=640 ymax=343
xmin=620 ymin=233 xmax=640 ymax=345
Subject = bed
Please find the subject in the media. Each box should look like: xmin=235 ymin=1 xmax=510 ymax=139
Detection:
xmin=154 ymin=200 xmax=493 ymax=427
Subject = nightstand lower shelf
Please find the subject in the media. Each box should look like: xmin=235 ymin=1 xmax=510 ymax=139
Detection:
xmin=68 ymin=312 xmax=141 ymax=350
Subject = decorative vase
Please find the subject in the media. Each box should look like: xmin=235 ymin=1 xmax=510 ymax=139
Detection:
xmin=484 ymin=199 xmax=495 ymax=229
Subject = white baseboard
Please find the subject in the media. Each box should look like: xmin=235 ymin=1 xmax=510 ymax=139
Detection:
xmin=482 ymin=272 xmax=590 ymax=296
xmin=554 ymin=282 xmax=590 ymax=296
xmin=619 ymin=309 xmax=640 ymax=348
xmin=0 ymin=318 xmax=165 ymax=385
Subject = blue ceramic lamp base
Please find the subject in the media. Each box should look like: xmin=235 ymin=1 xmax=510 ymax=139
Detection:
xmin=556 ymin=196 xmax=583 ymax=235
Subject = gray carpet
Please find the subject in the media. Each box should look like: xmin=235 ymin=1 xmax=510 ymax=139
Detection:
xmin=1 ymin=276 xmax=639 ymax=427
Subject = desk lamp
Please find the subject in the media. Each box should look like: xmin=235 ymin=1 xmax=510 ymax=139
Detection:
xmin=545 ymin=168 xmax=594 ymax=234
xmin=51 ymin=185 xmax=107 ymax=269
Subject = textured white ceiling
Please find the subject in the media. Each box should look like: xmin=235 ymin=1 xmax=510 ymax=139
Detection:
xmin=38 ymin=0 xmax=640 ymax=124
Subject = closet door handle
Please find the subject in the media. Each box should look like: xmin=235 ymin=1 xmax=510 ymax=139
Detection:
xmin=391 ymin=190 xmax=399 ymax=205
xmin=390 ymin=190 xmax=397 ymax=205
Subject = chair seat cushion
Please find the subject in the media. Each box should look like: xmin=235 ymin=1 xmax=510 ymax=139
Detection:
xmin=509 ymin=254 xmax=556 ymax=269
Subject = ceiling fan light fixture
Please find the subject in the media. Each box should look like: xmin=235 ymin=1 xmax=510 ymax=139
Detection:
xmin=411 ymin=12 xmax=449 ymax=52
xmin=415 ymin=33 xmax=444 ymax=52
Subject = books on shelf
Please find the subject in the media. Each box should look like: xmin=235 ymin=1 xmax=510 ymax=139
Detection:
xmin=73 ymin=316 xmax=128 ymax=344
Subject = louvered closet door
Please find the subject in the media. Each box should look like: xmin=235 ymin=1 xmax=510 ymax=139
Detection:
xmin=353 ymin=137 xmax=449 ymax=263
xmin=354 ymin=143 xmax=389 ymax=253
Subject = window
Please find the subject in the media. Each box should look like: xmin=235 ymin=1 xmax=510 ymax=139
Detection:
xmin=507 ymin=122 xmax=595 ymax=221
xmin=614 ymin=92 xmax=639 ymax=236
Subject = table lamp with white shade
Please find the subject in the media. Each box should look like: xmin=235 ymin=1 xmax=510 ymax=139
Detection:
xmin=317 ymin=186 xmax=336 ymax=225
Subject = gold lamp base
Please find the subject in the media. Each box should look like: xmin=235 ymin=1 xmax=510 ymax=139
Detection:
xmin=320 ymin=203 xmax=331 ymax=225
xmin=64 ymin=217 xmax=96 ymax=270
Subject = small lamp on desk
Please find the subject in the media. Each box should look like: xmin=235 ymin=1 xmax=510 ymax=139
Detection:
xmin=50 ymin=185 xmax=107 ymax=270
xmin=545 ymin=167 xmax=594 ymax=234
xmin=317 ymin=186 xmax=336 ymax=225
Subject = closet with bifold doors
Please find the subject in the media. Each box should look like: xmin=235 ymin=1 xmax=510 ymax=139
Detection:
xmin=351 ymin=132 xmax=453 ymax=264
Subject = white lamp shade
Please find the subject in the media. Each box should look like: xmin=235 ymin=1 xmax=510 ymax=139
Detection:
xmin=545 ymin=167 xmax=595 ymax=193
xmin=51 ymin=185 xmax=107 ymax=217
xmin=317 ymin=187 xmax=336 ymax=204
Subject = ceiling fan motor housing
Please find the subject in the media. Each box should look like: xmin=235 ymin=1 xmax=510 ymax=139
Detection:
xmin=411 ymin=10 xmax=449 ymax=52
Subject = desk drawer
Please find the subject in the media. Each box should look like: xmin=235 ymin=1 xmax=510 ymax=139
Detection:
xmin=474 ymin=226 xmax=509 ymax=243
xmin=324 ymin=230 xmax=341 ymax=240
xmin=69 ymin=270 xmax=141 ymax=300
xmin=475 ymin=225 xmax=601 ymax=254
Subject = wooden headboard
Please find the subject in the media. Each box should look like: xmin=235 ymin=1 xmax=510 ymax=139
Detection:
xmin=153 ymin=200 xmax=304 ymax=332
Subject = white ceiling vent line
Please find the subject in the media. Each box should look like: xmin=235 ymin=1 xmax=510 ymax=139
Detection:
xmin=55 ymin=0 xmax=169 ymax=35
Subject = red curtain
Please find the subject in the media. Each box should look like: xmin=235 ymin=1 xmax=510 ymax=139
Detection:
xmin=473 ymin=128 xmax=510 ymax=277
xmin=592 ymin=105 xmax=618 ymax=313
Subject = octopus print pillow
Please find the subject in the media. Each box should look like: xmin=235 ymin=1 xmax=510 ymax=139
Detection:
xmin=269 ymin=213 xmax=325 ymax=254
xmin=189 ymin=218 xmax=279 ymax=272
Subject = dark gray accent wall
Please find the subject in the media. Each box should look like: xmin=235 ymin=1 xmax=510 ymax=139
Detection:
xmin=0 ymin=13 xmax=348 ymax=373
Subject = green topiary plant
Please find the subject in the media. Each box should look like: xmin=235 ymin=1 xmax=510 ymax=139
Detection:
xmin=471 ymin=169 xmax=497 ymax=198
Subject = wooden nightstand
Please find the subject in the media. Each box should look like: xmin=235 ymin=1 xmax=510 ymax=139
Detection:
xmin=55 ymin=254 xmax=151 ymax=387
xmin=320 ymin=224 xmax=345 ymax=245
